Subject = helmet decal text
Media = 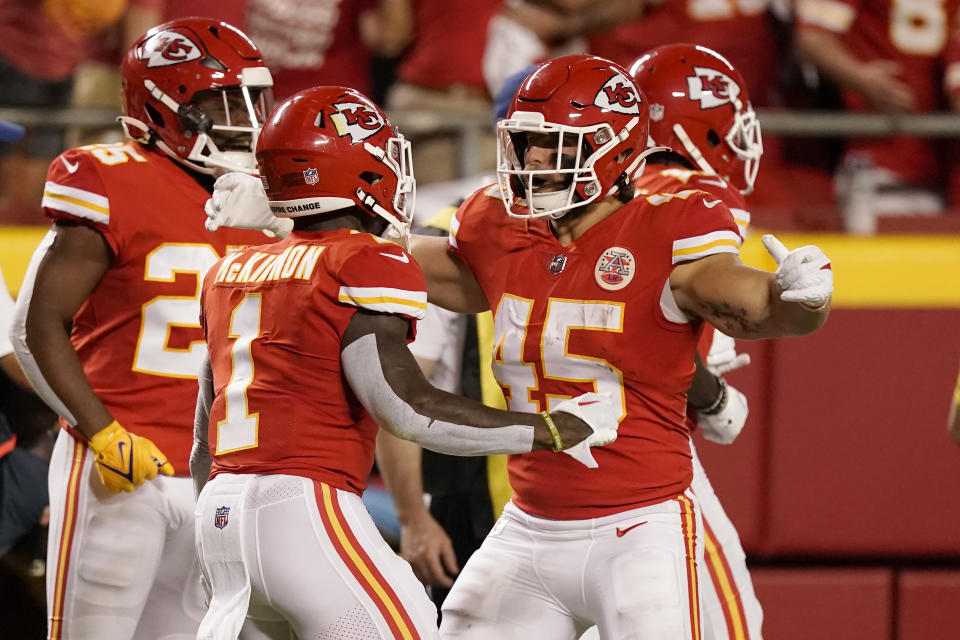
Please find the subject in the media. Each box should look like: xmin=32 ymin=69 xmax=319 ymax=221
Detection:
xmin=330 ymin=102 xmax=385 ymax=143
xmin=140 ymin=30 xmax=203 ymax=68
xmin=594 ymin=73 xmax=641 ymax=116
xmin=686 ymin=67 xmax=741 ymax=109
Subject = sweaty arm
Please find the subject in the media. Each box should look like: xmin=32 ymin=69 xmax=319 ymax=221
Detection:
xmin=14 ymin=224 xmax=112 ymax=436
xmin=671 ymin=235 xmax=831 ymax=340
xmin=405 ymin=234 xmax=489 ymax=314
xmin=342 ymin=309 xmax=606 ymax=456
xmin=191 ymin=354 xmax=215 ymax=496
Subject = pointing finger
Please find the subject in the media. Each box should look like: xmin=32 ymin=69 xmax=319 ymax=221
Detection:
xmin=762 ymin=234 xmax=789 ymax=265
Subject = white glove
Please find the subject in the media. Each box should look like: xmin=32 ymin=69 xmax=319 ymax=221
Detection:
xmin=204 ymin=172 xmax=293 ymax=238
xmin=553 ymin=392 xmax=619 ymax=469
xmin=762 ymin=234 xmax=833 ymax=309
xmin=698 ymin=383 xmax=749 ymax=445
xmin=705 ymin=328 xmax=751 ymax=376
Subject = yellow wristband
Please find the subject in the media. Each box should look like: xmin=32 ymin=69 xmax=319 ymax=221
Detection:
xmin=953 ymin=370 xmax=960 ymax=405
xmin=540 ymin=411 xmax=563 ymax=452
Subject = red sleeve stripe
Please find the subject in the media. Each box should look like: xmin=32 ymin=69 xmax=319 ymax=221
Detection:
xmin=703 ymin=518 xmax=751 ymax=640
xmin=314 ymin=482 xmax=421 ymax=640
xmin=49 ymin=439 xmax=88 ymax=639
xmin=677 ymin=492 xmax=703 ymax=640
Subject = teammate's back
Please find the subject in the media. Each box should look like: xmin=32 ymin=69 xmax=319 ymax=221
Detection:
xmin=201 ymin=230 xmax=426 ymax=493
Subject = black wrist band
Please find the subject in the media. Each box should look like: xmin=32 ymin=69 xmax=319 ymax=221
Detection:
xmin=696 ymin=377 xmax=728 ymax=415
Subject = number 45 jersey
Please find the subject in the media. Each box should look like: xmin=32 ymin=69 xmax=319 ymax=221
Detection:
xmin=41 ymin=142 xmax=269 ymax=472
xmin=449 ymin=185 xmax=742 ymax=520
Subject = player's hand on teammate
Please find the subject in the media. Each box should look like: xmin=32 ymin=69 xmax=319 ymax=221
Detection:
xmin=399 ymin=511 xmax=459 ymax=588
xmin=204 ymin=172 xmax=293 ymax=238
xmin=88 ymin=421 xmax=174 ymax=493
xmin=544 ymin=392 xmax=619 ymax=469
xmin=705 ymin=328 xmax=750 ymax=376
xmin=698 ymin=383 xmax=749 ymax=445
xmin=762 ymin=234 xmax=833 ymax=310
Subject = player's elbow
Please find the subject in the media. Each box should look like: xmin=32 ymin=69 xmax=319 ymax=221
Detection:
xmin=784 ymin=306 xmax=830 ymax=337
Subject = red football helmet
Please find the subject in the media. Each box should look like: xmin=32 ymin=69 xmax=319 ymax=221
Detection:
xmin=120 ymin=17 xmax=274 ymax=175
xmin=497 ymin=54 xmax=650 ymax=219
xmin=629 ymin=43 xmax=763 ymax=195
xmin=256 ymin=87 xmax=415 ymax=237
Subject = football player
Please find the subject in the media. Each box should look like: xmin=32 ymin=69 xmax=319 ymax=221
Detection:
xmin=407 ymin=54 xmax=832 ymax=640
xmin=200 ymin=54 xmax=834 ymax=639
xmin=190 ymin=86 xmax=619 ymax=640
xmin=630 ymin=43 xmax=765 ymax=640
xmin=10 ymin=18 xmax=281 ymax=640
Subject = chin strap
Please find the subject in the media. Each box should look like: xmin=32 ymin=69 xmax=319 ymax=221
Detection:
xmin=355 ymin=188 xmax=410 ymax=241
xmin=672 ymin=123 xmax=717 ymax=176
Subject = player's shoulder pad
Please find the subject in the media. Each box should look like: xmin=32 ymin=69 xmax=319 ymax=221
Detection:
xmin=43 ymin=146 xmax=115 ymax=225
xmin=341 ymin=232 xmax=419 ymax=270
xmin=450 ymin=184 xmax=502 ymax=250
xmin=483 ymin=183 xmax=506 ymax=199
xmin=336 ymin=235 xmax=427 ymax=319
xmin=666 ymin=191 xmax=741 ymax=265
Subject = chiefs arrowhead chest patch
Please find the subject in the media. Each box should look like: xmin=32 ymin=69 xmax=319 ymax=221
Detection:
xmin=595 ymin=246 xmax=635 ymax=291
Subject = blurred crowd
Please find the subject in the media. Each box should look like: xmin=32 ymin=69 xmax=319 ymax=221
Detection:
xmin=3 ymin=0 xmax=960 ymax=233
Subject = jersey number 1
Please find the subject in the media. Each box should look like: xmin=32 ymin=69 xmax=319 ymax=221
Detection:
xmin=216 ymin=294 xmax=262 ymax=454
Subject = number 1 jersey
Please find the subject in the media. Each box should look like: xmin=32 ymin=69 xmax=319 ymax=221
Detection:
xmin=200 ymin=230 xmax=427 ymax=495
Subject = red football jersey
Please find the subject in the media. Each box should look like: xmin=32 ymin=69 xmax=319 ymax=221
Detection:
xmin=588 ymin=0 xmax=778 ymax=105
xmin=635 ymin=165 xmax=750 ymax=433
xmin=796 ymin=0 xmax=960 ymax=184
xmin=200 ymin=230 xmax=427 ymax=495
xmin=450 ymin=185 xmax=742 ymax=519
xmin=635 ymin=166 xmax=750 ymax=240
xmin=41 ymin=142 xmax=269 ymax=473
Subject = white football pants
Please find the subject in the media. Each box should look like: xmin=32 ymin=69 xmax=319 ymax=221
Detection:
xmin=46 ymin=429 xmax=205 ymax=640
xmin=440 ymin=491 xmax=704 ymax=640
xmin=195 ymin=473 xmax=439 ymax=640
xmin=577 ymin=444 xmax=763 ymax=640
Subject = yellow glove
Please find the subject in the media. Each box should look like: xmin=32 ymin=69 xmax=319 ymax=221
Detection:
xmin=88 ymin=421 xmax=174 ymax=493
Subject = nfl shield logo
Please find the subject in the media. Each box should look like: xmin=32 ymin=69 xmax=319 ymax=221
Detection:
xmin=303 ymin=168 xmax=319 ymax=185
xmin=214 ymin=506 xmax=230 ymax=529
xmin=549 ymin=254 xmax=567 ymax=275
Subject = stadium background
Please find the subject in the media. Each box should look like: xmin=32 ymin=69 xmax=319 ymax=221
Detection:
xmin=2 ymin=1 xmax=960 ymax=637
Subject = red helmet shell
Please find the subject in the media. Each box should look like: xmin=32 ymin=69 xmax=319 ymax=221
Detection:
xmin=498 ymin=54 xmax=649 ymax=218
xmin=120 ymin=17 xmax=272 ymax=172
xmin=629 ymin=43 xmax=762 ymax=193
xmin=256 ymin=86 xmax=414 ymax=234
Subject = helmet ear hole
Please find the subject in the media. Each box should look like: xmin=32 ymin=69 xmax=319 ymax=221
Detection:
xmin=706 ymin=129 xmax=721 ymax=147
xmin=360 ymin=171 xmax=383 ymax=185
xmin=144 ymin=103 xmax=165 ymax=128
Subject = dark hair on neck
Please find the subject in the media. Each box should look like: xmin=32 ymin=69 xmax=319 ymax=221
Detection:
xmin=614 ymin=173 xmax=635 ymax=203
xmin=650 ymin=149 xmax=695 ymax=170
